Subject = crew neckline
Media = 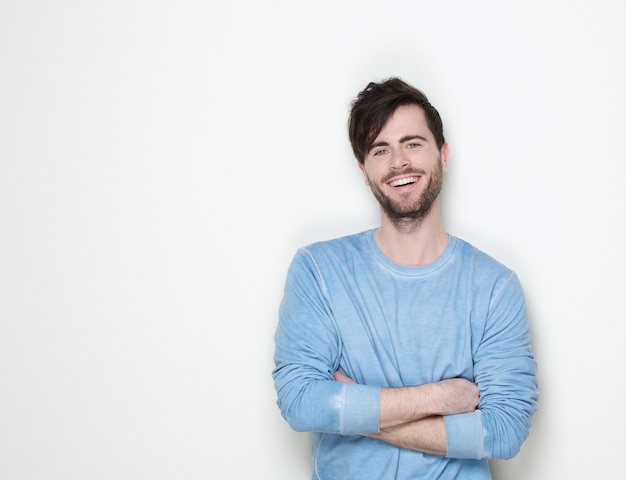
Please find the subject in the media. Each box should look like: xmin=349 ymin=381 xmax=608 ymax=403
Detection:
xmin=363 ymin=229 xmax=458 ymax=277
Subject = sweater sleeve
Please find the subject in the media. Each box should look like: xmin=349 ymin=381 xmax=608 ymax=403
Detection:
xmin=272 ymin=250 xmax=381 ymax=435
xmin=444 ymin=272 xmax=539 ymax=459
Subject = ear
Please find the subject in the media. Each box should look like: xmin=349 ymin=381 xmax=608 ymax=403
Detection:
xmin=357 ymin=160 xmax=369 ymax=185
xmin=440 ymin=143 xmax=449 ymax=172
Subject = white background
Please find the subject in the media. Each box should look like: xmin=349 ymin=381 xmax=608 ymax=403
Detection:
xmin=1 ymin=1 xmax=625 ymax=479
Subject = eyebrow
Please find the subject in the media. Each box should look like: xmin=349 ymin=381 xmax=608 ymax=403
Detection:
xmin=368 ymin=135 xmax=429 ymax=152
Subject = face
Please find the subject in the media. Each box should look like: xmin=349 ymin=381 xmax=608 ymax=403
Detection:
xmin=358 ymin=104 xmax=449 ymax=224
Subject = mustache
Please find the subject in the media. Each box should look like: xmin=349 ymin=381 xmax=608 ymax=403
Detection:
xmin=381 ymin=168 xmax=427 ymax=184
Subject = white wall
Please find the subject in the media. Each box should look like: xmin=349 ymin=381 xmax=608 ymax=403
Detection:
xmin=1 ymin=1 xmax=625 ymax=478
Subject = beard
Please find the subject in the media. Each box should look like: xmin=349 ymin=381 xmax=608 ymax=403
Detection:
xmin=366 ymin=156 xmax=444 ymax=227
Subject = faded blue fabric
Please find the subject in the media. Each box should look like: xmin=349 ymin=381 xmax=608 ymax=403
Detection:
xmin=273 ymin=230 xmax=538 ymax=479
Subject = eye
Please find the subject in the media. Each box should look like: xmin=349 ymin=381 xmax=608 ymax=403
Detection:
xmin=406 ymin=143 xmax=420 ymax=149
xmin=373 ymin=149 xmax=389 ymax=156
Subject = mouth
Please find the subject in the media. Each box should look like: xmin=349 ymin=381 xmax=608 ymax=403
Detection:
xmin=388 ymin=176 xmax=420 ymax=188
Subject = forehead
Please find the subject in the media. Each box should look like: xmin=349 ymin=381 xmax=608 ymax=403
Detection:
xmin=375 ymin=104 xmax=432 ymax=141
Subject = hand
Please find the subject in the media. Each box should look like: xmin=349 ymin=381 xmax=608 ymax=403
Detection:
xmin=430 ymin=378 xmax=479 ymax=416
xmin=334 ymin=370 xmax=356 ymax=384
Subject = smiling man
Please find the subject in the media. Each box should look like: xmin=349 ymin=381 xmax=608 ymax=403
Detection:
xmin=272 ymin=78 xmax=538 ymax=479
xmin=359 ymin=105 xmax=446 ymax=230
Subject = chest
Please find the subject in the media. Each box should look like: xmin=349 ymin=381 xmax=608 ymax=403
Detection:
xmin=328 ymin=270 xmax=488 ymax=386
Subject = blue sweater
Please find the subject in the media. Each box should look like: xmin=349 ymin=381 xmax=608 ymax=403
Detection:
xmin=273 ymin=231 xmax=538 ymax=479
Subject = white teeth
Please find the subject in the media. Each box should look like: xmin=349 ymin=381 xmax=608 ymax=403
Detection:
xmin=390 ymin=176 xmax=418 ymax=187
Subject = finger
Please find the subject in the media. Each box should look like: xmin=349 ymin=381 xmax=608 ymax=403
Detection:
xmin=334 ymin=371 xmax=356 ymax=384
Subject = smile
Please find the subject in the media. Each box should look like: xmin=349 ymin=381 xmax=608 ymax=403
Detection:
xmin=388 ymin=176 xmax=420 ymax=187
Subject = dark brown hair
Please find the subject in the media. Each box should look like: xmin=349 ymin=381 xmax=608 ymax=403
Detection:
xmin=348 ymin=77 xmax=446 ymax=163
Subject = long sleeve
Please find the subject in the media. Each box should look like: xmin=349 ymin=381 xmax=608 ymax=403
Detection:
xmin=272 ymin=249 xmax=381 ymax=435
xmin=444 ymin=272 xmax=539 ymax=459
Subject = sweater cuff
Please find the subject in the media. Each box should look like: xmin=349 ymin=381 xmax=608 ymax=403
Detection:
xmin=444 ymin=410 xmax=485 ymax=459
xmin=339 ymin=384 xmax=380 ymax=435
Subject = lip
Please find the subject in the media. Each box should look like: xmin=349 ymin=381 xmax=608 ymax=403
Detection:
xmin=386 ymin=175 xmax=422 ymax=189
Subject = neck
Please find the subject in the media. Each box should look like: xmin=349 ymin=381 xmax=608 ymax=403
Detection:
xmin=374 ymin=200 xmax=448 ymax=267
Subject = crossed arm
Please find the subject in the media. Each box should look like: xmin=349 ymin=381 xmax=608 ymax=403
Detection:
xmin=334 ymin=371 xmax=479 ymax=456
xmin=274 ymin=253 xmax=537 ymax=459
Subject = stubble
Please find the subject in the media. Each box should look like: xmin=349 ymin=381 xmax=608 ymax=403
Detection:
xmin=367 ymin=156 xmax=444 ymax=231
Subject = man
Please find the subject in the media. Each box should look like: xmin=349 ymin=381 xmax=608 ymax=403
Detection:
xmin=272 ymin=77 xmax=538 ymax=479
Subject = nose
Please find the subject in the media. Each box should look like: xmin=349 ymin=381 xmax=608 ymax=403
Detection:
xmin=390 ymin=150 xmax=410 ymax=169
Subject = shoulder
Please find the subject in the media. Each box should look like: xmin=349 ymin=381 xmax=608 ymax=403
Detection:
xmin=450 ymin=237 xmax=520 ymax=293
xmin=285 ymin=231 xmax=371 ymax=296
xmin=451 ymin=238 xmax=528 ymax=323
xmin=286 ymin=231 xmax=372 ymax=284
xmin=297 ymin=230 xmax=371 ymax=262
xmin=452 ymin=237 xmax=514 ymax=273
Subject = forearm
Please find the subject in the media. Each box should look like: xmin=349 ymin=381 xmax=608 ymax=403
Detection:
xmin=332 ymin=372 xmax=479 ymax=457
xmin=378 ymin=383 xmax=438 ymax=429
xmin=368 ymin=415 xmax=447 ymax=456
xmin=378 ymin=378 xmax=479 ymax=430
